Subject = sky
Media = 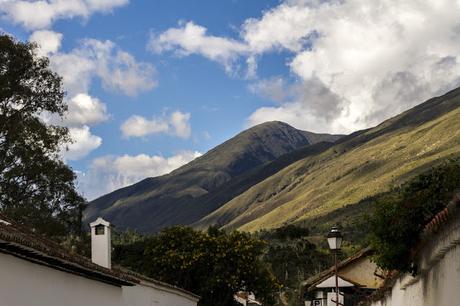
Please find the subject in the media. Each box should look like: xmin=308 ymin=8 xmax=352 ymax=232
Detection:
xmin=1 ymin=0 xmax=460 ymax=200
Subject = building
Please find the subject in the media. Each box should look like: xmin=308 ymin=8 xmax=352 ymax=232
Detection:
xmin=0 ymin=215 xmax=199 ymax=306
xmin=302 ymin=248 xmax=385 ymax=306
xmin=365 ymin=194 xmax=460 ymax=306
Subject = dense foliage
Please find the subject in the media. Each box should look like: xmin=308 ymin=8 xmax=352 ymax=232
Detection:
xmin=369 ymin=159 xmax=460 ymax=271
xmin=0 ymin=34 xmax=85 ymax=238
xmin=113 ymin=226 xmax=280 ymax=306
xmin=258 ymin=225 xmax=330 ymax=305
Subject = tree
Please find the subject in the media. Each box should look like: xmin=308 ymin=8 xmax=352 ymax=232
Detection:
xmin=258 ymin=225 xmax=329 ymax=305
xmin=369 ymin=159 xmax=460 ymax=271
xmin=113 ymin=226 xmax=280 ymax=306
xmin=0 ymin=34 xmax=85 ymax=238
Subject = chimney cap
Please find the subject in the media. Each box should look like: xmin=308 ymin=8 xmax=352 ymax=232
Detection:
xmin=89 ymin=217 xmax=111 ymax=229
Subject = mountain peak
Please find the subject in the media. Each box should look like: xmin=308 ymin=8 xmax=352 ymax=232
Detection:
xmin=85 ymin=120 xmax=341 ymax=232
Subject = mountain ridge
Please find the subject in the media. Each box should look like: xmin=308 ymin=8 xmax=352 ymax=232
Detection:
xmin=85 ymin=88 xmax=460 ymax=233
xmin=84 ymin=121 xmax=342 ymax=232
xmin=201 ymin=87 xmax=460 ymax=232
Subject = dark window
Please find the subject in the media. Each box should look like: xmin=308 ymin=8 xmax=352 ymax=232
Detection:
xmin=95 ymin=224 xmax=105 ymax=235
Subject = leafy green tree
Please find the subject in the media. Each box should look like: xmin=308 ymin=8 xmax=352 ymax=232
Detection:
xmin=369 ymin=159 xmax=460 ymax=271
xmin=258 ymin=225 xmax=329 ymax=306
xmin=0 ymin=34 xmax=85 ymax=238
xmin=113 ymin=226 xmax=280 ymax=306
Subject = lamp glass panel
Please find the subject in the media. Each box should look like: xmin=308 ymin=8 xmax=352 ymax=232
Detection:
xmin=336 ymin=236 xmax=343 ymax=249
xmin=327 ymin=237 xmax=338 ymax=250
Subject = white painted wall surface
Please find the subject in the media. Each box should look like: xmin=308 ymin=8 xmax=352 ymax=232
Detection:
xmin=0 ymin=252 xmax=123 ymax=306
xmin=122 ymin=282 xmax=198 ymax=306
xmin=91 ymin=219 xmax=112 ymax=269
xmin=369 ymin=211 xmax=460 ymax=306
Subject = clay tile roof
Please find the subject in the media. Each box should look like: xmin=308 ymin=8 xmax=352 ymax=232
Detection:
xmin=0 ymin=213 xmax=199 ymax=300
xmin=0 ymin=214 xmax=138 ymax=286
xmin=422 ymin=193 xmax=460 ymax=236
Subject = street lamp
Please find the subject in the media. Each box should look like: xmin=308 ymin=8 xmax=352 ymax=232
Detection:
xmin=327 ymin=226 xmax=343 ymax=306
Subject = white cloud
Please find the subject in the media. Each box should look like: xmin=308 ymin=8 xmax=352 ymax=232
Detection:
xmin=39 ymin=38 xmax=155 ymax=161
xmin=41 ymin=93 xmax=108 ymax=126
xmin=248 ymin=77 xmax=288 ymax=102
xmin=78 ymin=151 xmax=202 ymax=200
xmin=50 ymin=51 xmax=95 ymax=95
xmin=120 ymin=115 xmax=169 ymax=138
xmin=284 ymin=0 xmax=460 ymax=131
xmin=0 ymin=0 xmax=129 ymax=30
xmin=29 ymin=30 xmax=63 ymax=57
xmin=63 ymin=126 xmax=102 ymax=161
xmin=152 ymin=1 xmax=460 ymax=133
xmin=121 ymin=111 xmax=192 ymax=139
xmin=40 ymin=93 xmax=106 ymax=160
xmin=241 ymin=2 xmax=314 ymax=53
xmin=170 ymin=111 xmax=191 ymax=139
xmin=50 ymin=39 xmax=157 ymax=97
xmin=65 ymin=93 xmax=109 ymax=126
xmin=248 ymin=77 xmax=345 ymax=132
xmin=148 ymin=21 xmax=248 ymax=74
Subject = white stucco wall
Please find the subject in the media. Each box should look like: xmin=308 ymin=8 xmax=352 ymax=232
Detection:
xmin=369 ymin=211 xmax=460 ymax=306
xmin=122 ymin=282 xmax=198 ymax=306
xmin=91 ymin=220 xmax=112 ymax=269
xmin=0 ymin=252 xmax=199 ymax=306
xmin=0 ymin=252 xmax=123 ymax=306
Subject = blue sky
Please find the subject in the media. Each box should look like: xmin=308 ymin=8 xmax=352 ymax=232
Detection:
xmin=1 ymin=0 xmax=459 ymax=199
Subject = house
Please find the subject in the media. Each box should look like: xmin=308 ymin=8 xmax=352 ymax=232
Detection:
xmin=302 ymin=247 xmax=385 ymax=306
xmin=364 ymin=193 xmax=460 ymax=306
xmin=0 ymin=215 xmax=199 ymax=306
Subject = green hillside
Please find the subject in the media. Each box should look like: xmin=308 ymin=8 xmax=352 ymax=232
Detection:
xmin=197 ymin=88 xmax=460 ymax=232
xmin=84 ymin=121 xmax=341 ymax=232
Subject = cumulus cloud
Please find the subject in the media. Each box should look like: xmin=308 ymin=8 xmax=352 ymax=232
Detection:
xmin=241 ymin=2 xmax=315 ymax=53
xmin=148 ymin=21 xmax=248 ymax=74
xmin=248 ymin=77 xmax=345 ymax=132
xmin=121 ymin=111 xmax=192 ymax=139
xmin=65 ymin=93 xmax=109 ymax=126
xmin=78 ymin=151 xmax=202 ymax=199
xmin=29 ymin=30 xmax=63 ymax=57
xmin=62 ymin=126 xmax=102 ymax=161
xmin=40 ymin=93 xmax=107 ymax=160
xmin=50 ymin=39 xmax=156 ymax=96
xmin=36 ymin=37 xmax=155 ymax=161
xmin=41 ymin=93 xmax=108 ymax=126
xmin=120 ymin=115 xmax=169 ymax=138
xmin=248 ymin=77 xmax=288 ymax=102
xmin=0 ymin=0 xmax=129 ymax=30
xmin=170 ymin=111 xmax=191 ymax=139
xmin=283 ymin=0 xmax=460 ymax=131
xmin=153 ymin=0 xmax=460 ymax=133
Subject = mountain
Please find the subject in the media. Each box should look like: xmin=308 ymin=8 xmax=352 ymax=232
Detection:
xmin=195 ymin=87 xmax=460 ymax=232
xmin=84 ymin=121 xmax=342 ymax=232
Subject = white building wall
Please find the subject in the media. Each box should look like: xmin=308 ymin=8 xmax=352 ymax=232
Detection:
xmin=122 ymin=282 xmax=198 ymax=306
xmin=369 ymin=211 xmax=460 ymax=306
xmin=0 ymin=252 xmax=123 ymax=306
xmin=91 ymin=219 xmax=112 ymax=269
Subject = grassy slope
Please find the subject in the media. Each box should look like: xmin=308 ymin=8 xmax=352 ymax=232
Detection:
xmin=199 ymin=89 xmax=460 ymax=232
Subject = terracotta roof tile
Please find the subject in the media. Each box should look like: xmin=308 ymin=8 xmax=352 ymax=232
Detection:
xmin=0 ymin=214 xmax=198 ymax=301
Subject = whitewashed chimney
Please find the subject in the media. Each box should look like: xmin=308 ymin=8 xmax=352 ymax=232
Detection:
xmin=89 ymin=217 xmax=112 ymax=269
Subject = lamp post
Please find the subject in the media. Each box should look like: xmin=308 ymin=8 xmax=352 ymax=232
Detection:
xmin=327 ymin=226 xmax=343 ymax=306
